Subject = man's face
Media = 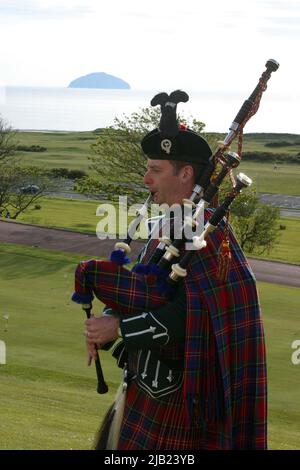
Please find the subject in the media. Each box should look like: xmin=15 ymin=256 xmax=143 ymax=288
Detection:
xmin=143 ymin=159 xmax=193 ymax=206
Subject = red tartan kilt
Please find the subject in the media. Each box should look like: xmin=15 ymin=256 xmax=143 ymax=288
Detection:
xmin=117 ymin=380 xmax=231 ymax=450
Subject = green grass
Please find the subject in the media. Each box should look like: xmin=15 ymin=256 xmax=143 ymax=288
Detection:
xmin=15 ymin=131 xmax=98 ymax=173
xmin=13 ymin=196 xmax=300 ymax=265
xmin=250 ymin=217 xmax=300 ymax=265
xmin=217 ymin=133 xmax=300 ymax=195
xmin=0 ymin=244 xmax=299 ymax=449
xmin=15 ymin=196 xmax=149 ymax=239
xmin=238 ymin=161 xmax=300 ymax=196
xmin=0 ymin=243 xmax=121 ymax=450
xmin=258 ymin=282 xmax=300 ymax=450
xmin=241 ymin=133 xmax=300 ymax=154
xmin=17 ymin=197 xmax=102 ymax=233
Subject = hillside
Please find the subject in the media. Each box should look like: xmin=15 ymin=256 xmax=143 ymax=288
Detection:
xmin=14 ymin=130 xmax=300 ymax=196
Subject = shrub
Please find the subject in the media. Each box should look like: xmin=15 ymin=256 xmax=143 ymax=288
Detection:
xmin=68 ymin=169 xmax=87 ymax=179
xmin=265 ymin=141 xmax=295 ymax=148
xmin=16 ymin=145 xmax=47 ymax=152
xmin=47 ymin=168 xmax=87 ymax=179
xmin=242 ymin=152 xmax=300 ymax=164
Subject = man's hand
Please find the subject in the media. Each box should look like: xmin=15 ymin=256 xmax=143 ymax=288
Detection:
xmin=85 ymin=315 xmax=120 ymax=365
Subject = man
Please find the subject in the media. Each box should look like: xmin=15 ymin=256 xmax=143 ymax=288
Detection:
xmin=81 ymin=91 xmax=267 ymax=450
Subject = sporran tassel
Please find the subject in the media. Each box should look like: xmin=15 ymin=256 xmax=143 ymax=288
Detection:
xmin=93 ymin=379 xmax=127 ymax=450
xmin=106 ymin=380 xmax=127 ymax=450
xmin=94 ymin=403 xmax=115 ymax=450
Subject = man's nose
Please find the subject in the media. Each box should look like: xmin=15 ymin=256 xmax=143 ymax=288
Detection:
xmin=143 ymin=171 xmax=152 ymax=186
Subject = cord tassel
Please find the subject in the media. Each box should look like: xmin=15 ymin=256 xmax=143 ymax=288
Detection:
xmin=217 ymin=238 xmax=231 ymax=282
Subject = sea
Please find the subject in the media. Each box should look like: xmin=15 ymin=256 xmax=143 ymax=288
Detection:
xmin=0 ymin=86 xmax=298 ymax=134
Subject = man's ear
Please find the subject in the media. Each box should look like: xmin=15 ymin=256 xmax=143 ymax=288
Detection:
xmin=181 ymin=165 xmax=194 ymax=183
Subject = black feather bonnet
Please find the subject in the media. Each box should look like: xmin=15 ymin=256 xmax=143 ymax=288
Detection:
xmin=141 ymin=90 xmax=212 ymax=164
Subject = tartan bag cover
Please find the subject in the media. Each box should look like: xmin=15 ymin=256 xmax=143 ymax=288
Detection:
xmin=73 ymin=210 xmax=267 ymax=449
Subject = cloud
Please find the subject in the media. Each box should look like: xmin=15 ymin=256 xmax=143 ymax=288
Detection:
xmin=0 ymin=0 xmax=297 ymax=98
xmin=0 ymin=0 xmax=92 ymax=19
xmin=260 ymin=15 xmax=300 ymax=37
xmin=270 ymin=17 xmax=300 ymax=26
xmin=260 ymin=0 xmax=300 ymax=11
xmin=258 ymin=25 xmax=300 ymax=38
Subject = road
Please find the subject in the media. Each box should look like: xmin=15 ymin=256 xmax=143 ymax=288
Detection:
xmin=1 ymin=220 xmax=299 ymax=287
xmin=46 ymin=189 xmax=300 ymax=218
xmin=259 ymin=193 xmax=300 ymax=210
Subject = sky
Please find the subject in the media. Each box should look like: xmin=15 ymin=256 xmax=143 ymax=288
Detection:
xmin=0 ymin=0 xmax=299 ymax=131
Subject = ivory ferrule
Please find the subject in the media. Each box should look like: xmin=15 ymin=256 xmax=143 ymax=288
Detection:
xmin=182 ymin=198 xmax=196 ymax=209
xmin=184 ymin=216 xmax=198 ymax=228
xmin=168 ymin=271 xmax=179 ymax=282
xmin=192 ymin=223 xmax=214 ymax=249
xmin=82 ymin=303 xmax=92 ymax=310
xmin=164 ymin=245 xmax=180 ymax=261
xmin=192 ymin=236 xmax=207 ymax=250
xmin=114 ymin=242 xmax=131 ymax=254
xmin=170 ymin=263 xmax=187 ymax=280
xmin=217 ymin=141 xmax=229 ymax=150
xmin=159 ymin=236 xmax=172 ymax=246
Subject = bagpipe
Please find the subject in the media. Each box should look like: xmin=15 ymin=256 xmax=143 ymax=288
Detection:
xmin=72 ymin=59 xmax=279 ymax=395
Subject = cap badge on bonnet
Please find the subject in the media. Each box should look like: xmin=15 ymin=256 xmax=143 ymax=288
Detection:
xmin=161 ymin=139 xmax=172 ymax=154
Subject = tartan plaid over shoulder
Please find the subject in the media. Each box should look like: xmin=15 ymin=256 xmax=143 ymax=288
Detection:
xmin=73 ymin=211 xmax=267 ymax=449
xmin=183 ymin=224 xmax=267 ymax=448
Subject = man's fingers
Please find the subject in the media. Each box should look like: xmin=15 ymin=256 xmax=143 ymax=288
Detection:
xmin=84 ymin=330 xmax=97 ymax=343
xmin=87 ymin=352 xmax=93 ymax=366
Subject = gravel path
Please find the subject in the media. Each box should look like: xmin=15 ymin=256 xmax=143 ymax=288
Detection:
xmin=1 ymin=220 xmax=299 ymax=287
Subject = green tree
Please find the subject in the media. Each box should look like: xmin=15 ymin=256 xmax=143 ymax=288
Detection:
xmin=0 ymin=117 xmax=16 ymax=162
xmin=0 ymin=118 xmax=66 ymax=219
xmin=228 ymin=186 xmax=280 ymax=254
xmin=0 ymin=165 xmax=64 ymax=219
xmin=75 ymin=107 xmax=213 ymax=203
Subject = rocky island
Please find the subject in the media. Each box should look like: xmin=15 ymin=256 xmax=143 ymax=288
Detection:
xmin=68 ymin=72 xmax=130 ymax=89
